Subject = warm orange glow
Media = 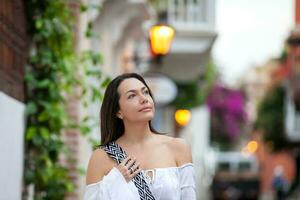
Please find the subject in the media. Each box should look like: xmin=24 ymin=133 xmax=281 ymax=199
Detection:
xmin=246 ymin=140 xmax=258 ymax=153
xmin=149 ymin=25 xmax=175 ymax=55
xmin=241 ymin=141 xmax=258 ymax=157
xmin=175 ymin=109 xmax=191 ymax=126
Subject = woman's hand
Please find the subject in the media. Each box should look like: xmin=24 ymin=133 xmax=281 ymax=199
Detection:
xmin=116 ymin=156 xmax=142 ymax=182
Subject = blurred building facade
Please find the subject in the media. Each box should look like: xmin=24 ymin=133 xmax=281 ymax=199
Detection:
xmin=76 ymin=0 xmax=156 ymax=198
xmin=237 ymin=1 xmax=300 ymax=198
xmin=238 ymin=59 xmax=280 ymax=123
xmin=78 ymin=0 xmax=217 ymax=199
xmin=147 ymin=1 xmax=217 ymax=199
xmin=0 ymin=0 xmax=217 ymax=199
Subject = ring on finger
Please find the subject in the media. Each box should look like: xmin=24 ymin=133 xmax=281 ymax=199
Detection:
xmin=127 ymin=160 xmax=135 ymax=169
xmin=124 ymin=158 xmax=130 ymax=165
xmin=129 ymin=168 xmax=134 ymax=174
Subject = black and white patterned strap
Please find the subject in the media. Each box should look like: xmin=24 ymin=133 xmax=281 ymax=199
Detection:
xmin=101 ymin=141 xmax=156 ymax=200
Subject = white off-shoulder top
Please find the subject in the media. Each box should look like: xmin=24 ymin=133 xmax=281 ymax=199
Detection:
xmin=84 ymin=163 xmax=196 ymax=200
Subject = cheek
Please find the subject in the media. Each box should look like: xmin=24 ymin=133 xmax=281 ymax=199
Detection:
xmin=148 ymin=97 xmax=155 ymax=114
xmin=149 ymin=96 xmax=154 ymax=104
xmin=119 ymin=99 xmax=137 ymax=114
xmin=150 ymin=98 xmax=155 ymax=111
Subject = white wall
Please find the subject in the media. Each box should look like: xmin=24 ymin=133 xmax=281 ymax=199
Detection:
xmin=0 ymin=92 xmax=25 ymax=200
xmin=181 ymin=105 xmax=212 ymax=200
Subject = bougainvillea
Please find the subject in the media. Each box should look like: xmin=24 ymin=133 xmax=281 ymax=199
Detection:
xmin=206 ymin=84 xmax=247 ymax=148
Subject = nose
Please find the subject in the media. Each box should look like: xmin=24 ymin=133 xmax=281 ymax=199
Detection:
xmin=139 ymin=94 xmax=148 ymax=104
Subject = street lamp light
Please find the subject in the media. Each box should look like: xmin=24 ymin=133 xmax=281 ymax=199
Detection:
xmin=149 ymin=24 xmax=175 ymax=56
xmin=175 ymin=109 xmax=191 ymax=126
xmin=133 ymin=24 xmax=175 ymax=68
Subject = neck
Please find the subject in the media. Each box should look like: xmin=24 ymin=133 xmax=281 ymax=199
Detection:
xmin=120 ymin=121 xmax=154 ymax=145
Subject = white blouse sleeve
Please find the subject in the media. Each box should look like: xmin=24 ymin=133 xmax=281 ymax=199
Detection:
xmin=84 ymin=167 xmax=139 ymax=200
xmin=179 ymin=164 xmax=196 ymax=200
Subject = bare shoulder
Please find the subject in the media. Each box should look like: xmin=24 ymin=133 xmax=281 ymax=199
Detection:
xmin=86 ymin=148 xmax=115 ymax=185
xmin=154 ymin=134 xmax=174 ymax=144
xmin=167 ymin=137 xmax=193 ymax=166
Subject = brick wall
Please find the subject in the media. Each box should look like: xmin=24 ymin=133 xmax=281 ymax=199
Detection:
xmin=64 ymin=1 xmax=83 ymax=199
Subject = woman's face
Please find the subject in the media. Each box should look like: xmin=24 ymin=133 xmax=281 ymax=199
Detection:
xmin=117 ymin=78 xmax=155 ymax=122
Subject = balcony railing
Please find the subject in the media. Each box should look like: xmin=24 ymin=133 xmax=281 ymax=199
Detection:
xmin=167 ymin=0 xmax=215 ymax=31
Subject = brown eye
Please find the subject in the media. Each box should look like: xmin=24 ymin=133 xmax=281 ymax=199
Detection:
xmin=128 ymin=94 xmax=135 ymax=99
xmin=143 ymin=90 xmax=149 ymax=95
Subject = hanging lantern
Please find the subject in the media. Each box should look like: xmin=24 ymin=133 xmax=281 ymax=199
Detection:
xmin=175 ymin=109 xmax=191 ymax=126
xmin=149 ymin=25 xmax=175 ymax=56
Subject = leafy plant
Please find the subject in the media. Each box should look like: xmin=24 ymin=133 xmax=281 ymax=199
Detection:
xmin=24 ymin=0 xmax=108 ymax=199
xmin=255 ymin=85 xmax=287 ymax=151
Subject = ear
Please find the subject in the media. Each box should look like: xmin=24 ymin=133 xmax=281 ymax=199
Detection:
xmin=116 ymin=111 xmax=123 ymax=119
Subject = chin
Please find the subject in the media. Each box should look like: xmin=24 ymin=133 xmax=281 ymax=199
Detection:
xmin=137 ymin=115 xmax=154 ymax=122
xmin=144 ymin=115 xmax=154 ymax=121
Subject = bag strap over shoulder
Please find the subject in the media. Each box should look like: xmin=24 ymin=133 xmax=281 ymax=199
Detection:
xmin=101 ymin=141 xmax=156 ymax=200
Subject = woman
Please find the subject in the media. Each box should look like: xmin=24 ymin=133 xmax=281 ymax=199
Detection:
xmin=84 ymin=73 xmax=196 ymax=200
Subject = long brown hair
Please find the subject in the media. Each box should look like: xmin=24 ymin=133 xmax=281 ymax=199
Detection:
xmin=100 ymin=73 xmax=160 ymax=146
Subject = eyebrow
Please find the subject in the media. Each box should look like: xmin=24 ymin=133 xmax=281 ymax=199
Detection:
xmin=125 ymin=86 xmax=147 ymax=94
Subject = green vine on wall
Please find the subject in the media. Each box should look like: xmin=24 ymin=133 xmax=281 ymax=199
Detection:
xmin=24 ymin=0 xmax=108 ymax=199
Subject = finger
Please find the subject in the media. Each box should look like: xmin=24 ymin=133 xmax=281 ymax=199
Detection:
xmin=125 ymin=170 xmax=132 ymax=177
xmin=121 ymin=156 xmax=131 ymax=166
xmin=129 ymin=167 xmax=134 ymax=175
xmin=131 ymin=162 xmax=140 ymax=172
xmin=128 ymin=168 xmax=135 ymax=179
xmin=126 ymin=157 xmax=136 ymax=168
xmin=132 ymin=168 xmax=142 ymax=177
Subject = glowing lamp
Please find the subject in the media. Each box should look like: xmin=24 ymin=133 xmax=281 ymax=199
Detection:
xmin=246 ymin=140 xmax=258 ymax=154
xmin=175 ymin=109 xmax=191 ymax=126
xmin=149 ymin=25 xmax=175 ymax=56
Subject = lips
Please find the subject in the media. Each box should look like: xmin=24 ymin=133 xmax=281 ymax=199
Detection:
xmin=139 ymin=106 xmax=152 ymax=112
